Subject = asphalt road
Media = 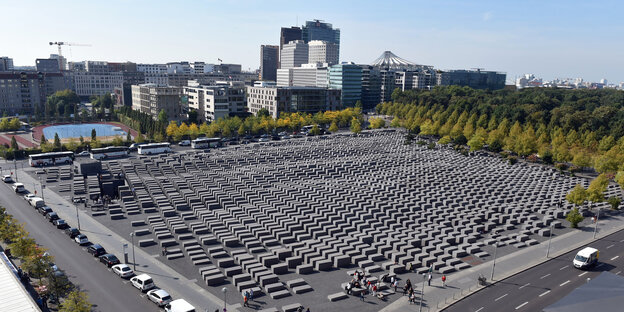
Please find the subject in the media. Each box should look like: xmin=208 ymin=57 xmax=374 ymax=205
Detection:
xmin=444 ymin=229 xmax=624 ymax=312
xmin=0 ymin=180 xmax=160 ymax=312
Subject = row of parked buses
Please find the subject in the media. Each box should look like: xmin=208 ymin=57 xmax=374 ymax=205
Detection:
xmin=27 ymin=138 xmax=224 ymax=166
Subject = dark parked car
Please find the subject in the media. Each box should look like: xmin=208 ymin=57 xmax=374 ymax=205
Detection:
xmin=38 ymin=206 xmax=53 ymax=216
xmin=87 ymin=244 xmax=107 ymax=257
xmin=52 ymin=219 xmax=69 ymax=229
xmin=65 ymin=227 xmax=80 ymax=239
xmin=99 ymin=254 xmax=120 ymax=267
xmin=46 ymin=212 xmax=60 ymax=222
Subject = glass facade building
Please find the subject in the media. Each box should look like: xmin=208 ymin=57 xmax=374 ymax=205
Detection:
xmin=329 ymin=64 xmax=362 ymax=108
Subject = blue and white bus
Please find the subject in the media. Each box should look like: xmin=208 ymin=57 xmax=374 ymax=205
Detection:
xmin=90 ymin=146 xmax=129 ymax=160
xmin=29 ymin=151 xmax=74 ymax=167
xmin=191 ymin=137 xmax=222 ymax=149
xmin=137 ymin=143 xmax=171 ymax=155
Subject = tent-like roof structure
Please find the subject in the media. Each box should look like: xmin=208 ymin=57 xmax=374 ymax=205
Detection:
xmin=543 ymin=272 xmax=624 ymax=312
xmin=371 ymin=51 xmax=431 ymax=70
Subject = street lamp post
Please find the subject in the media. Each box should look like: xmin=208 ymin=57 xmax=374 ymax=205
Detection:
xmin=491 ymin=242 xmax=498 ymax=280
xmin=130 ymin=233 xmax=136 ymax=271
xmin=39 ymin=176 xmax=45 ymax=201
xmin=13 ymin=158 xmax=18 ymax=182
xmin=546 ymin=223 xmax=554 ymax=258
xmin=593 ymin=208 xmax=601 ymax=239
xmin=419 ymin=273 xmax=426 ymax=312
xmin=221 ymin=287 xmax=227 ymax=312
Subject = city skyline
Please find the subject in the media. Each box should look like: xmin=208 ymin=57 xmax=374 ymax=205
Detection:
xmin=2 ymin=0 xmax=623 ymax=83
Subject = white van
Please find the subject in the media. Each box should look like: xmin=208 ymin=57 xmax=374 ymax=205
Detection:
xmin=28 ymin=197 xmax=45 ymax=208
xmin=131 ymin=274 xmax=155 ymax=292
xmin=573 ymin=247 xmax=599 ymax=269
xmin=12 ymin=183 xmax=26 ymax=193
xmin=164 ymin=299 xmax=195 ymax=312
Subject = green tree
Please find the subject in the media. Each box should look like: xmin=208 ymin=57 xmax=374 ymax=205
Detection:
xmin=158 ymin=109 xmax=168 ymax=124
xmin=616 ymin=171 xmax=624 ymax=190
xmin=350 ymin=117 xmax=361 ymax=134
xmin=126 ymin=132 xmax=132 ymax=143
xmin=91 ymin=128 xmax=97 ymax=142
xmin=571 ymin=149 xmax=592 ymax=170
xmin=237 ymin=124 xmax=246 ymax=137
xmin=0 ymin=118 xmax=10 ymax=131
xmin=608 ymin=197 xmax=621 ymax=210
xmin=310 ymin=124 xmax=321 ymax=135
xmin=8 ymin=235 xmax=36 ymax=258
xmin=566 ymin=184 xmax=588 ymax=207
xmin=40 ymin=134 xmax=47 ymax=144
xmin=10 ymin=136 xmax=18 ymax=150
xmin=22 ymin=251 xmax=54 ymax=283
xmin=188 ymin=123 xmax=200 ymax=139
xmin=329 ymin=121 xmax=339 ymax=133
xmin=566 ymin=208 xmax=584 ymax=228
xmin=257 ymin=108 xmax=270 ymax=118
xmin=222 ymin=125 xmax=232 ymax=138
xmin=47 ymin=269 xmax=74 ymax=303
xmin=587 ymin=173 xmax=609 ymax=204
xmin=59 ymin=290 xmax=92 ymax=312
xmin=166 ymin=121 xmax=179 ymax=139
xmin=369 ymin=117 xmax=386 ymax=129
xmin=54 ymin=133 xmax=62 ymax=150
xmin=9 ymin=118 xmax=21 ymax=130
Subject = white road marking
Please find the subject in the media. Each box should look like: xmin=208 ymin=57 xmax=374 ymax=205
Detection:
xmin=607 ymin=244 xmax=615 ymax=249
xmin=559 ymin=265 xmax=569 ymax=270
xmin=560 ymin=280 xmax=570 ymax=286
xmin=540 ymin=274 xmax=551 ymax=279
xmin=515 ymin=302 xmax=529 ymax=309
xmin=611 ymin=256 xmax=619 ymax=261
xmin=616 ymin=271 xmax=622 ymax=275
xmin=495 ymin=293 xmax=508 ymax=301
xmin=578 ymin=272 xmax=588 ymax=277
xmin=475 ymin=307 xmax=484 ymax=312
xmin=519 ymin=283 xmax=530 ymax=289
xmin=539 ymin=290 xmax=551 ymax=297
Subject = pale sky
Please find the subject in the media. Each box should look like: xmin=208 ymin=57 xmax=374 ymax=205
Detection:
xmin=2 ymin=0 xmax=623 ymax=83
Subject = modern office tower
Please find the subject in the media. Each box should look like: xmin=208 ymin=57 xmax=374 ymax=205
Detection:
xmin=36 ymin=58 xmax=61 ymax=73
xmin=260 ymin=45 xmax=279 ymax=81
xmin=308 ymin=40 xmax=339 ymax=65
xmin=0 ymin=72 xmax=69 ymax=114
xmin=247 ymin=82 xmax=341 ymax=118
xmin=49 ymin=54 xmax=67 ymax=71
xmin=436 ymin=69 xmax=506 ymax=90
xmin=279 ymin=26 xmax=302 ymax=67
xmin=302 ymin=20 xmax=340 ymax=56
xmin=359 ymin=65 xmax=381 ymax=110
xmin=280 ymin=40 xmax=309 ymax=69
xmin=371 ymin=51 xmax=436 ymax=101
xmin=131 ymin=84 xmax=184 ymax=121
xmin=329 ymin=63 xmax=362 ymax=108
xmin=0 ymin=57 xmax=14 ymax=71
xmin=183 ymin=81 xmax=246 ymax=122
xmin=276 ymin=63 xmax=328 ymax=87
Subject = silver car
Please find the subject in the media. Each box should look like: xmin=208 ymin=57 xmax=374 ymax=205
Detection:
xmin=147 ymin=289 xmax=173 ymax=306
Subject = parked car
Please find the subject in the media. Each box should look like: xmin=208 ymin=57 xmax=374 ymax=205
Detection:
xmin=12 ymin=182 xmax=26 ymax=193
xmin=65 ymin=227 xmax=80 ymax=239
xmin=38 ymin=206 xmax=53 ymax=216
xmin=23 ymin=193 xmax=36 ymax=201
xmin=53 ymin=219 xmax=69 ymax=229
xmin=147 ymin=289 xmax=173 ymax=307
xmin=2 ymin=175 xmax=13 ymax=183
xmin=131 ymin=274 xmax=155 ymax=292
xmin=74 ymin=234 xmax=90 ymax=245
xmin=258 ymin=137 xmax=270 ymax=142
xmin=178 ymin=140 xmax=191 ymax=146
xmin=87 ymin=244 xmax=107 ymax=257
xmin=76 ymin=151 xmax=90 ymax=157
xmin=45 ymin=212 xmax=60 ymax=222
xmin=164 ymin=299 xmax=195 ymax=312
xmin=112 ymin=264 xmax=134 ymax=278
xmin=99 ymin=254 xmax=120 ymax=267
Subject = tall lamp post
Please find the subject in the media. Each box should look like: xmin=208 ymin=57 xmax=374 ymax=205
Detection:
xmin=419 ymin=273 xmax=426 ymax=312
xmin=221 ymin=287 xmax=227 ymax=312
xmin=593 ymin=208 xmax=601 ymax=239
xmin=39 ymin=176 xmax=45 ymax=201
xmin=490 ymin=229 xmax=502 ymax=280
xmin=130 ymin=233 xmax=136 ymax=271
xmin=546 ymin=223 xmax=554 ymax=258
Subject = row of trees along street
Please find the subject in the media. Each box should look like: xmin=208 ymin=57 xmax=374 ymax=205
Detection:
xmin=379 ymin=86 xmax=624 ymax=228
xmin=0 ymin=206 xmax=92 ymax=311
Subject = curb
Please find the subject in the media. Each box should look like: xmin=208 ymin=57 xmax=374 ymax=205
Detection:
xmin=438 ymin=221 xmax=624 ymax=311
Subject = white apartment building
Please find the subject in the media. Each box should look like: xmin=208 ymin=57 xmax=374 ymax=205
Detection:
xmin=247 ymin=82 xmax=341 ymax=118
xmin=72 ymin=72 xmax=124 ymax=96
xmin=137 ymin=64 xmax=168 ymax=74
xmin=308 ymin=40 xmax=339 ymax=65
xmin=276 ymin=63 xmax=328 ymax=87
xmin=184 ymin=81 xmax=245 ymax=122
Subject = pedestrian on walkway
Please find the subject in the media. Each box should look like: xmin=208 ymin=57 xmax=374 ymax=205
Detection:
xmin=162 ymin=247 xmax=167 ymax=256
xmin=360 ymin=291 xmax=365 ymax=301
xmin=427 ymin=273 xmax=432 ymax=286
xmin=393 ymin=279 xmax=398 ymax=292
xmin=243 ymin=294 xmax=248 ymax=307
xmin=442 ymin=275 xmax=446 ymax=287
xmin=249 ymin=288 xmax=254 ymax=301
xmin=408 ymin=262 xmax=413 ymax=272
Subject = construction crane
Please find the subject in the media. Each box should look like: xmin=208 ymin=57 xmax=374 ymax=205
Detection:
xmin=48 ymin=41 xmax=91 ymax=69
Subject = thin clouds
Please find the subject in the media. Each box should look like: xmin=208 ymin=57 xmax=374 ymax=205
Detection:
xmin=482 ymin=11 xmax=493 ymax=21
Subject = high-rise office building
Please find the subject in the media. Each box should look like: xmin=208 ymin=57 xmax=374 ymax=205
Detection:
xmin=436 ymin=69 xmax=506 ymax=90
xmin=279 ymin=26 xmax=302 ymax=67
xmin=260 ymin=45 xmax=279 ymax=81
xmin=359 ymin=65 xmax=381 ymax=110
xmin=36 ymin=58 xmax=61 ymax=73
xmin=302 ymin=20 xmax=340 ymax=56
xmin=280 ymin=40 xmax=309 ymax=69
xmin=184 ymin=81 xmax=246 ymax=122
xmin=308 ymin=40 xmax=339 ymax=65
xmin=247 ymin=82 xmax=341 ymax=118
xmin=276 ymin=63 xmax=328 ymax=87
xmin=0 ymin=57 xmax=14 ymax=71
xmin=131 ymin=84 xmax=184 ymax=121
xmin=329 ymin=63 xmax=362 ymax=107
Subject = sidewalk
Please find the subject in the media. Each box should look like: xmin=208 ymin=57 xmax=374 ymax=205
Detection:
xmin=18 ymin=167 xmax=238 ymax=312
xmin=380 ymin=210 xmax=624 ymax=312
